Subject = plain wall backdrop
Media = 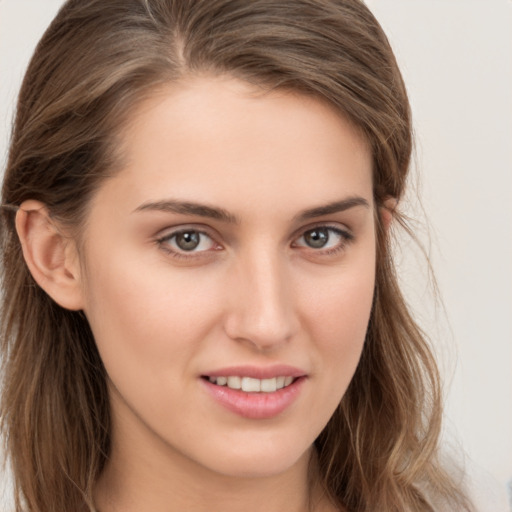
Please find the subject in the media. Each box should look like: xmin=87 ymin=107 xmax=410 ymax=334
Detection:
xmin=1 ymin=0 xmax=511 ymax=510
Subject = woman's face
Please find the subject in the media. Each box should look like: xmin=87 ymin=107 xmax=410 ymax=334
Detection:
xmin=79 ymin=76 xmax=376 ymax=478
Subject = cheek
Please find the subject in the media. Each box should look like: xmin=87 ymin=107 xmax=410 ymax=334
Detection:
xmin=299 ymin=251 xmax=376 ymax=388
xmin=81 ymin=253 xmax=225 ymax=386
xmin=279 ymin=248 xmax=376 ymax=444
xmin=303 ymin=253 xmax=375 ymax=341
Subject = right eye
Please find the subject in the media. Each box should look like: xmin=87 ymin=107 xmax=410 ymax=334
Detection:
xmin=157 ymin=228 xmax=220 ymax=257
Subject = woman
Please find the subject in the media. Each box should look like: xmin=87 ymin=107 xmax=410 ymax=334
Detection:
xmin=0 ymin=1 xmax=474 ymax=511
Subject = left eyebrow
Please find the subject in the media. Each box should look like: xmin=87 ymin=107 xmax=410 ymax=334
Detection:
xmin=293 ymin=196 xmax=370 ymax=222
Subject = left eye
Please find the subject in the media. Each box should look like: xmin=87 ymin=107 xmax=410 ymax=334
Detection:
xmin=294 ymin=226 xmax=350 ymax=250
xmin=159 ymin=230 xmax=216 ymax=253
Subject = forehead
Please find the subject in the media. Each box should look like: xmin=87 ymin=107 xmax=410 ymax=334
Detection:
xmin=98 ymin=75 xmax=373 ymax=219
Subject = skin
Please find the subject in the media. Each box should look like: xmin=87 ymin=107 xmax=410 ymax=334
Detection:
xmin=19 ymin=76 xmax=380 ymax=512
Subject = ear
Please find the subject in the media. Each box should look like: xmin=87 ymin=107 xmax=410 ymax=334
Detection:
xmin=15 ymin=200 xmax=84 ymax=311
xmin=379 ymin=197 xmax=397 ymax=232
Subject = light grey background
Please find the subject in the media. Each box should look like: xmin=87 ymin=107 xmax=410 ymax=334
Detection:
xmin=364 ymin=0 xmax=512 ymax=495
xmin=1 ymin=0 xmax=511 ymax=509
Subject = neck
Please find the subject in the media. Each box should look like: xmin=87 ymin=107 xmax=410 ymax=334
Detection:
xmin=95 ymin=444 xmax=331 ymax=512
xmin=93 ymin=386 xmax=341 ymax=512
xmin=94 ymin=424 xmax=336 ymax=512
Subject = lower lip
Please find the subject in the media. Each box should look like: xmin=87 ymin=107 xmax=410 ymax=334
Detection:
xmin=201 ymin=377 xmax=306 ymax=419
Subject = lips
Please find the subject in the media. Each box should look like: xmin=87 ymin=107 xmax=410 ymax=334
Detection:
xmin=200 ymin=365 xmax=307 ymax=419
xmin=204 ymin=364 xmax=306 ymax=380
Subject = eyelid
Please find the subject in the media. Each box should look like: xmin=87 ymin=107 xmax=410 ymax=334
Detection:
xmin=292 ymin=221 xmax=353 ymax=242
xmin=155 ymin=225 xmax=222 ymax=258
xmin=156 ymin=223 xmax=217 ymax=241
xmin=291 ymin=223 xmax=354 ymax=256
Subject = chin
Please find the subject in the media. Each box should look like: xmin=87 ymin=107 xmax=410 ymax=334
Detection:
xmin=194 ymin=434 xmax=314 ymax=479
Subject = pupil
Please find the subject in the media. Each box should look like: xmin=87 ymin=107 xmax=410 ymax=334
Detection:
xmin=305 ymin=228 xmax=328 ymax=248
xmin=176 ymin=231 xmax=200 ymax=251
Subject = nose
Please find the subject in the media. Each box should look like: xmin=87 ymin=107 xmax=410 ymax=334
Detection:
xmin=223 ymin=248 xmax=299 ymax=351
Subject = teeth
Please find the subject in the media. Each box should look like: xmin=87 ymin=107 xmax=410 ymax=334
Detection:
xmin=227 ymin=376 xmax=241 ymax=389
xmin=207 ymin=375 xmax=296 ymax=392
xmin=242 ymin=377 xmax=260 ymax=392
xmin=260 ymin=378 xmax=277 ymax=392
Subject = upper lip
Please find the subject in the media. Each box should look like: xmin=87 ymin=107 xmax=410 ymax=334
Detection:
xmin=202 ymin=364 xmax=307 ymax=380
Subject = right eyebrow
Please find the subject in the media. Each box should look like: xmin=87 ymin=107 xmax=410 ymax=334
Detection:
xmin=132 ymin=199 xmax=241 ymax=225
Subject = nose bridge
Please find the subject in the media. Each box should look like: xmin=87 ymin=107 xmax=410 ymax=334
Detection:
xmin=224 ymin=244 xmax=297 ymax=349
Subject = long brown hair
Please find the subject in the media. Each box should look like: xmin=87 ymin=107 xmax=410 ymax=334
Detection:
xmin=1 ymin=1 xmax=472 ymax=511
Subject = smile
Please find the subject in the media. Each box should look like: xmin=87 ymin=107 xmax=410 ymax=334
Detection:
xmin=201 ymin=375 xmax=306 ymax=420
xmin=206 ymin=375 xmax=295 ymax=393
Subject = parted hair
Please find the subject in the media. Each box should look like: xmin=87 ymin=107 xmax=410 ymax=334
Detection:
xmin=1 ymin=1 xmax=472 ymax=511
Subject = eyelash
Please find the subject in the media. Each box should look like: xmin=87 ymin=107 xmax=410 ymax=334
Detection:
xmin=156 ymin=225 xmax=354 ymax=261
xmin=292 ymin=225 xmax=354 ymax=256
xmin=156 ymin=228 xmax=220 ymax=261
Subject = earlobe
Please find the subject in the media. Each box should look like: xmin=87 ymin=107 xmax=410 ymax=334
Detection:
xmin=15 ymin=200 xmax=84 ymax=311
